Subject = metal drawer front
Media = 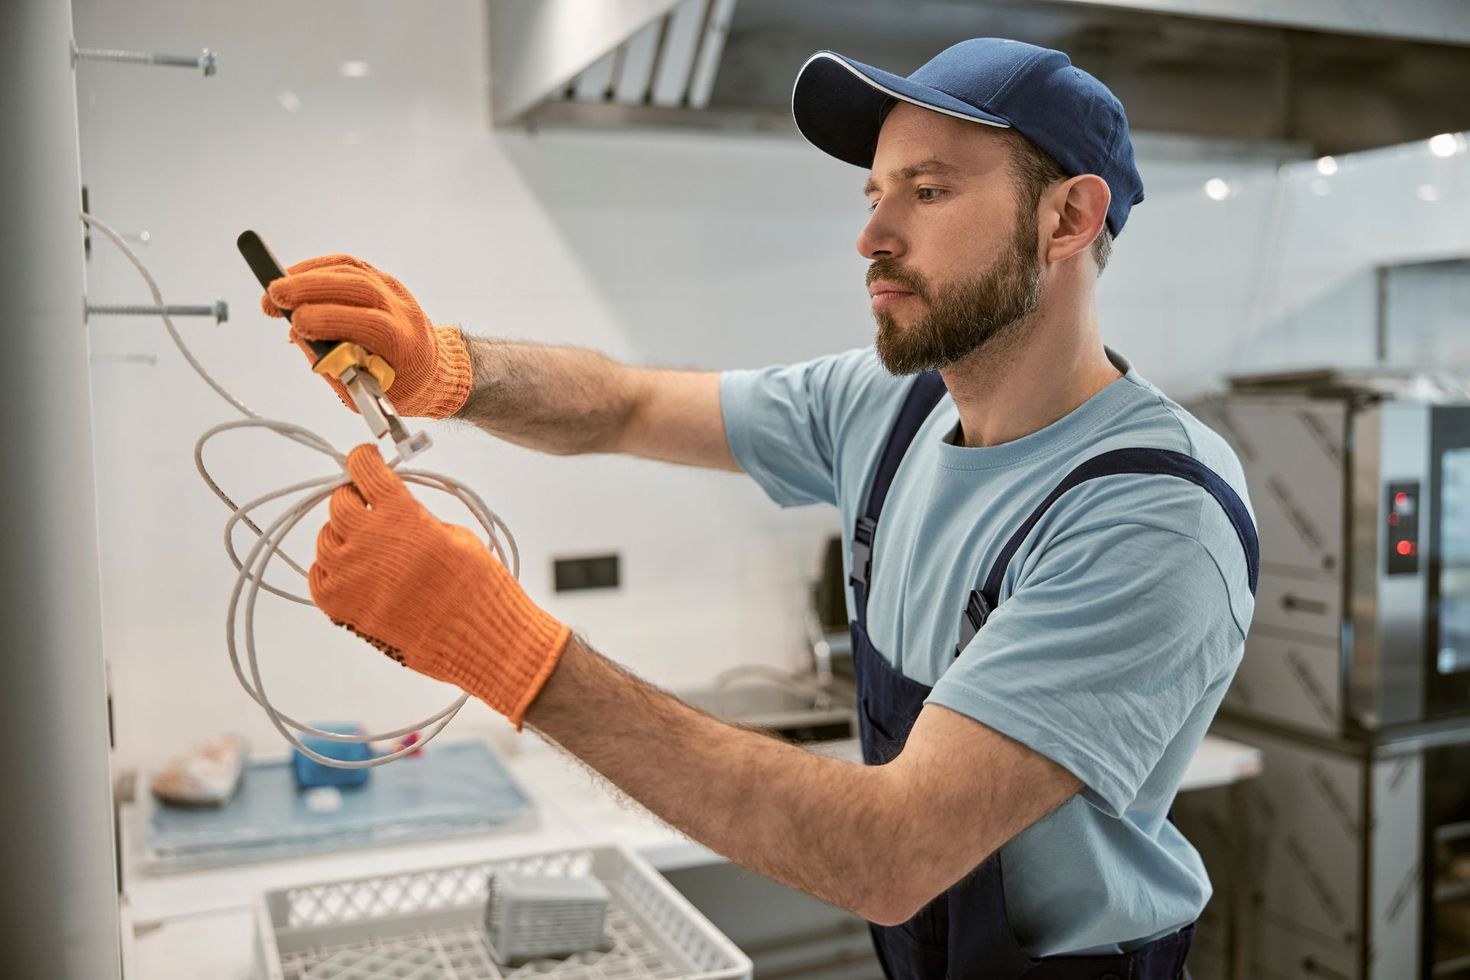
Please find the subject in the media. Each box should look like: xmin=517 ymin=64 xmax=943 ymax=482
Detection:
xmin=1227 ymin=629 xmax=1342 ymax=735
xmin=1202 ymin=399 xmax=1346 ymax=578
xmin=1243 ymin=733 xmax=1364 ymax=947
xmin=1252 ymin=572 xmax=1342 ymax=643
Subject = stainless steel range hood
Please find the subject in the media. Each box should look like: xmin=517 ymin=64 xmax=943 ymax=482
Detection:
xmin=489 ymin=0 xmax=1470 ymax=156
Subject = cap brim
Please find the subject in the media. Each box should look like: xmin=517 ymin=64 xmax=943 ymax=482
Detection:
xmin=791 ymin=51 xmax=1011 ymax=168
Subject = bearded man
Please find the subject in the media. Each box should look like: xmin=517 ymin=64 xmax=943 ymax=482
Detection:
xmin=270 ymin=38 xmax=1259 ymax=980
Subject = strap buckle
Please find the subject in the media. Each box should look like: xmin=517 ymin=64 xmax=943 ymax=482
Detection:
xmin=849 ymin=517 xmax=878 ymax=589
xmin=955 ymin=590 xmax=993 ymax=656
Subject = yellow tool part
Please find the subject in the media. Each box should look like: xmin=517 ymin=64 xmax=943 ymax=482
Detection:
xmin=312 ymin=342 xmax=396 ymax=392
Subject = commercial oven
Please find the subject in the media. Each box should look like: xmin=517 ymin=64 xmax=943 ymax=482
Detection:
xmin=1181 ymin=369 xmax=1470 ymax=980
xmin=1190 ymin=371 xmax=1470 ymax=736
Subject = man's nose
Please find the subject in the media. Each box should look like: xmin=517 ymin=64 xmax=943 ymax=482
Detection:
xmin=856 ymin=204 xmax=905 ymax=260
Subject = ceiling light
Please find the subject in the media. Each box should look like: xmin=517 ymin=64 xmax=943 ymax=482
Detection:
xmin=1204 ymin=178 xmax=1234 ymax=201
xmin=1428 ymin=133 xmax=1465 ymax=158
xmin=1315 ymin=156 xmax=1338 ymax=176
xmin=277 ymin=90 xmax=302 ymax=113
xmin=1416 ymin=184 xmax=1442 ymax=202
xmin=339 ymin=60 xmax=371 ymax=78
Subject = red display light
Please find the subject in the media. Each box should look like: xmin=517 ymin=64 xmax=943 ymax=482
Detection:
xmin=1395 ymin=491 xmax=1409 ymax=507
xmin=1396 ymin=540 xmax=1415 ymax=556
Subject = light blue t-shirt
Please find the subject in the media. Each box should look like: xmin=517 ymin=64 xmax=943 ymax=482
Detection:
xmin=720 ymin=346 xmax=1255 ymax=957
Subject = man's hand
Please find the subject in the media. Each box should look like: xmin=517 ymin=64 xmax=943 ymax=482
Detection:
xmin=311 ymin=445 xmax=571 ymax=727
xmin=261 ymin=254 xmax=473 ymax=419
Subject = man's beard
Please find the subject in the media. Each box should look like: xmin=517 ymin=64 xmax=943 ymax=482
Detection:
xmin=869 ymin=217 xmax=1043 ymax=375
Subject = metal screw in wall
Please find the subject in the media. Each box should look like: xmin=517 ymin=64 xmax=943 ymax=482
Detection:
xmin=71 ymin=41 xmax=216 ymax=76
xmin=86 ymin=300 xmax=228 ymax=324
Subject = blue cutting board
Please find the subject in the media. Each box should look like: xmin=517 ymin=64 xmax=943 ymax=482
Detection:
xmin=144 ymin=740 xmax=533 ymax=872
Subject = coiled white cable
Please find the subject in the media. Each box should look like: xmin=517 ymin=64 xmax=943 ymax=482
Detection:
xmin=82 ymin=211 xmax=515 ymax=767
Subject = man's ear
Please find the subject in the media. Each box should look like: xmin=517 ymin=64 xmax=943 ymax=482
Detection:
xmin=1043 ymin=174 xmax=1110 ymax=265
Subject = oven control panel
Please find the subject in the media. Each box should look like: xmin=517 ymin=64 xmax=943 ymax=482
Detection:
xmin=1386 ymin=481 xmax=1420 ymax=575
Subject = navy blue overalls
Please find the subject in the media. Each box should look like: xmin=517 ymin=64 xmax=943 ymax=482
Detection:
xmin=848 ymin=371 xmax=1260 ymax=980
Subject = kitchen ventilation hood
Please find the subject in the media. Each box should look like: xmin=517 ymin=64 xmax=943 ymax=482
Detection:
xmin=489 ymin=0 xmax=1470 ymax=157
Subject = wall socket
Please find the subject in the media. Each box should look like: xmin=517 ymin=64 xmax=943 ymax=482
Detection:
xmin=553 ymin=554 xmax=620 ymax=592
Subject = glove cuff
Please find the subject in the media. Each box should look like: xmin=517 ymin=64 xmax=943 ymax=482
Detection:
xmin=420 ymin=326 xmax=474 ymax=419
xmin=427 ymin=576 xmax=573 ymax=730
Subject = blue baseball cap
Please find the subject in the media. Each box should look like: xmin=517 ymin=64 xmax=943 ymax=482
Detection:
xmin=792 ymin=38 xmax=1145 ymax=237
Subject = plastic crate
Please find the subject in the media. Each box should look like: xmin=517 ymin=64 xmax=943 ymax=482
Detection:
xmin=253 ymin=844 xmax=752 ymax=980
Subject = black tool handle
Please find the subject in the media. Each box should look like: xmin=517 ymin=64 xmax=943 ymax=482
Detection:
xmin=237 ymin=230 xmax=335 ymax=361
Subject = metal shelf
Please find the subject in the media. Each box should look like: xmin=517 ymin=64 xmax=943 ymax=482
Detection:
xmin=1433 ymin=949 xmax=1470 ymax=978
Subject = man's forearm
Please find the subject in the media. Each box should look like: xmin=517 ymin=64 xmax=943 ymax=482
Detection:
xmin=450 ymin=333 xmax=737 ymax=470
xmin=527 ymin=639 xmax=914 ymax=924
xmin=452 ymin=335 xmax=641 ymax=456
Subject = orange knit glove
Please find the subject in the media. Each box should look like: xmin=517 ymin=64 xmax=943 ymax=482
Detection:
xmin=309 ymin=445 xmax=571 ymax=728
xmin=260 ymin=254 xmax=473 ymax=419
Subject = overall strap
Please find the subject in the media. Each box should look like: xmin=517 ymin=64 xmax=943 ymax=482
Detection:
xmin=956 ymin=446 xmax=1260 ymax=654
xmin=850 ymin=371 xmax=947 ymax=626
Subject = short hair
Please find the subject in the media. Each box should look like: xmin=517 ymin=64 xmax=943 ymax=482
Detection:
xmin=997 ymin=127 xmax=1113 ymax=275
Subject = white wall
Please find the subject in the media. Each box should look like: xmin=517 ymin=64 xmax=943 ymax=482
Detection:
xmin=1100 ymin=137 xmax=1470 ymax=392
xmin=73 ymin=0 xmax=1470 ymax=772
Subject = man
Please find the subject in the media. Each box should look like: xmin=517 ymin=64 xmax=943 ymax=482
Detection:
xmin=265 ymin=38 xmax=1257 ymax=979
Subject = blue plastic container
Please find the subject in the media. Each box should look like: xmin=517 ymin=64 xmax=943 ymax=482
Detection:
xmin=291 ymin=724 xmax=373 ymax=789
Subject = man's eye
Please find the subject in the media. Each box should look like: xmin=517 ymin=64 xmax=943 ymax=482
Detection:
xmin=917 ymin=187 xmax=946 ymax=202
xmin=866 ymin=199 xmax=879 ymax=213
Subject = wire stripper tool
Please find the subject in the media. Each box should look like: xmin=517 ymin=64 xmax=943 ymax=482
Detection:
xmin=237 ymin=230 xmax=431 ymax=461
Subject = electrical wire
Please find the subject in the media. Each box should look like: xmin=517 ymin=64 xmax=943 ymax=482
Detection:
xmin=81 ymin=211 xmax=516 ymax=767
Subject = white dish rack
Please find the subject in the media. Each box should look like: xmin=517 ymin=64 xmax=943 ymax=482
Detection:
xmin=253 ymin=844 xmax=752 ymax=980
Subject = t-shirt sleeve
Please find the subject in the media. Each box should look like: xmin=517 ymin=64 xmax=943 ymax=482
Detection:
xmin=926 ymin=522 xmax=1245 ymax=817
xmin=719 ymin=350 xmax=869 ymax=508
